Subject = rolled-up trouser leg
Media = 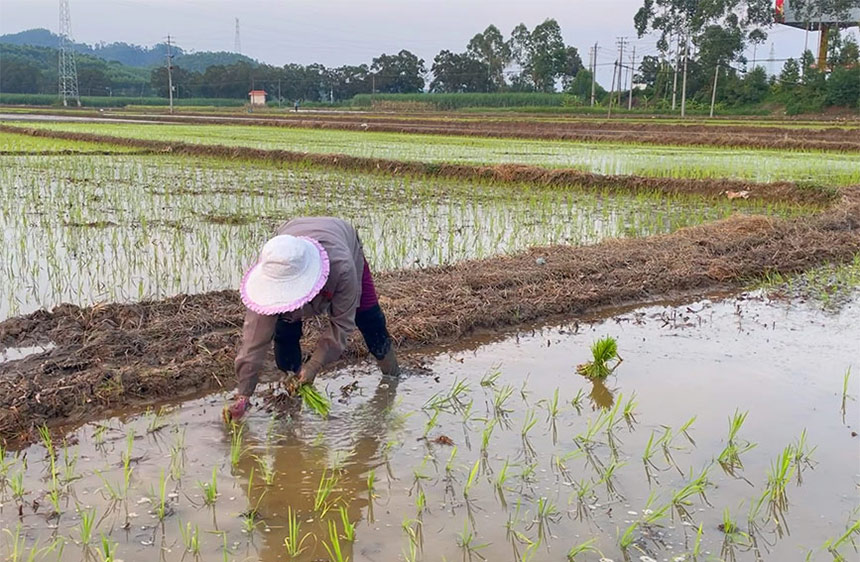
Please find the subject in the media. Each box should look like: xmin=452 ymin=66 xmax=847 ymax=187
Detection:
xmin=355 ymin=304 xmax=392 ymax=360
xmin=273 ymin=317 xmax=303 ymax=373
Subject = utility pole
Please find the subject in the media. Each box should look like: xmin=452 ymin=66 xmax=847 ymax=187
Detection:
xmin=710 ymin=63 xmax=719 ymax=118
xmin=607 ymin=59 xmax=618 ymax=118
xmin=590 ymin=42 xmax=598 ymax=106
xmin=672 ymin=34 xmax=680 ymax=110
xmin=166 ymin=35 xmax=174 ymax=114
xmin=278 ymin=79 xmax=281 ymax=108
xmin=615 ymin=37 xmax=627 ymax=109
xmin=680 ymin=33 xmax=689 ymax=118
xmin=58 ymin=0 xmax=81 ymax=107
xmin=234 ymin=18 xmax=241 ymax=54
xmin=628 ymin=46 xmax=636 ymax=110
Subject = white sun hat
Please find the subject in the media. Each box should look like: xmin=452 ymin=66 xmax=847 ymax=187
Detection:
xmin=240 ymin=235 xmax=330 ymax=315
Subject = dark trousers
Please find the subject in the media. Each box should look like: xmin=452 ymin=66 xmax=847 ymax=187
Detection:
xmin=273 ymin=304 xmax=393 ymax=373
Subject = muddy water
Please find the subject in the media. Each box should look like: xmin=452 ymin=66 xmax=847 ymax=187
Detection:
xmin=1 ymin=293 xmax=858 ymax=562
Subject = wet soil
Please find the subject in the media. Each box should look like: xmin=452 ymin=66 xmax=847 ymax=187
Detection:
xmin=1 ymin=186 xmax=858 ymax=443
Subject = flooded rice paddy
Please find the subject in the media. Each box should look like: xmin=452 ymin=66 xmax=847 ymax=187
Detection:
xmin=0 ymin=292 xmax=857 ymax=562
xmin=0 ymin=154 xmax=805 ymax=320
xmin=6 ymin=121 xmax=860 ymax=186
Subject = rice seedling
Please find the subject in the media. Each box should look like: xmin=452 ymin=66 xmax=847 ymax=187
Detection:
xmin=619 ymin=519 xmax=639 ymax=552
xmin=463 ymin=459 xmax=481 ymax=498
xmin=567 ymin=538 xmax=600 ymax=560
xmin=97 ymin=534 xmax=117 ymax=562
xmin=314 ymin=469 xmax=339 ymax=514
xmin=283 ymin=506 xmax=311 ymax=558
xmin=692 ymin=522 xmax=705 ymax=559
xmin=229 ymin=421 xmax=245 ymax=467
xmin=576 ymin=336 xmax=621 ymax=380
xmin=790 ymin=429 xmax=817 ymax=484
xmin=255 ymin=454 xmax=277 ymax=486
xmin=425 ymin=377 xmax=471 ymax=413
xmin=402 ymin=517 xmax=423 ymax=560
xmin=492 ymin=384 xmax=515 ymax=418
xmin=480 ymin=367 xmax=501 ymax=388
xmin=323 ymin=519 xmax=349 ymax=562
xmin=823 ymin=517 xmax=860 ymax=561
xmin=457 ymin=520 xmax=489 ymax=561
xmin=842 ymin=367 xmax=853 ymax=421
xmin=77 ymin=507 xmax=97 ymax=546
xmin=178 ymin=520 xmax=201 ymax=556
xmin=146 ymin=406 xmax=171 ymax=433
xmin=622 ymin=392 xmax=638 ymax=428
xmin=152 ymin=469 xmax=170 ymax=521
xmin=570 ymin=388 xmax=586 ymax=414
xmin=198 ymin=466 xmax=218 ymax=506
xmin=298 ymin=384 xmax=331 ymax=417
xmin=671 ymin=465 xmax=712 ymax=521
xmin=366 ymin=469 xmax=376 ymax=498
xmin=9 ymin=469 xmax=25 ymax=504
xmin=765 ymin=445 xmax=796 ymax=516
xmin=717 ymin=410 xmax=756 ymax=477
xmin=3 ymin=526 xmax=65 ymax=562
xmin=61 ymin=443 xmax=80 ymax=485
xmin=480 ymin=419 xmax=496 ymax=454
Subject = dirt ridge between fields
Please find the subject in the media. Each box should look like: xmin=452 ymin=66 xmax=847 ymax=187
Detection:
xmin=0 ymin=187 xmax=858 ymax=443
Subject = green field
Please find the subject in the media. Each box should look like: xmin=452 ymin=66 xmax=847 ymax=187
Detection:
xmin=0 ymin=130 xmax=139 ymax=152
xmin=6 ymin=120 xmax=860 ymax=185
xmin=0 ymin=152 xmax=805 ymax=319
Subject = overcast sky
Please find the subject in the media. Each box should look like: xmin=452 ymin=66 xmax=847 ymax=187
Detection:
xmin=1 ymin=0 xmax=854 ymax=85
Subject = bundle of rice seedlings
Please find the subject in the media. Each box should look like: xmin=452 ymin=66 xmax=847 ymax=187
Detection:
xmin=576 ymin=336 xmax=621 ymax=380
xmin=298 ymin=385 xmax=331 ymax=418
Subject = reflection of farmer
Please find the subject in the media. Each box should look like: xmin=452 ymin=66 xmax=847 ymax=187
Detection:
xmin=235 ymin=375 xmax=400 ymax=561
xmin=226 ymin=217 xmax=399 ymax=420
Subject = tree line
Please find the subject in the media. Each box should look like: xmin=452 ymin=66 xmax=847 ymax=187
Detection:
xmin=2 ymin=4 xmax=858 ymax=110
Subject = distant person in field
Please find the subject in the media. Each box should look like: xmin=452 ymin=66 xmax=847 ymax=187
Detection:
xmin=294 ymin=100 xmax=300 ymax=112
xmin=225 ymin=217 xmax=399 ymax=421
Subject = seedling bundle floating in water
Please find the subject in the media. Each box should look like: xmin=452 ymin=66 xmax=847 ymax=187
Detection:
xmin=577 ymin=336 xmax=622 ymax=379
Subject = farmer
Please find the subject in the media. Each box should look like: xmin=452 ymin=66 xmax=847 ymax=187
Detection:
xmin=225 ymin=217 xmax=398 ymax=421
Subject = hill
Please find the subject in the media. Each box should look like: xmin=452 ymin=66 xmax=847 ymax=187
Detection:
xmin=0 ymin=28 xmax=256 ymax=69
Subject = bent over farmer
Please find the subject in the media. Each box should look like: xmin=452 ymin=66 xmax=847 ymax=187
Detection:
xmin=225 ymin=217 xmax=398 ymax=421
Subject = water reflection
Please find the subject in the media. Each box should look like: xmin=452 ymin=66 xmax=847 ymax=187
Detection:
xmin=589 ymin=379 xmax=615 ymax=410
xmin=233 ymin=375 xmax=401 ymax=561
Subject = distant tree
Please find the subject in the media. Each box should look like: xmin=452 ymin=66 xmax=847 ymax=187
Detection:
xmin=467 ymin=25 xmax=512 ymax=90
xmin=327 ymin=65 xmax=372 ymax=101
xmin=430 ymin=50 xmax=491 ymax=93
xmin=565 ymin=68 xmax=606 ymax=101
xmin=634 ymin=0 xmax=774 ymax=64
xmin=508 ymin=19 xmax=577 ymax=92
xmin=826 ymin=65 xmax=860 ymax=106
xmin=77 ymin=66 xmax=110 ymax=96
xmin=636 ymin=55 xmax=661 ymax=88
xmin=559 ymin=46 xmax=583 ymax=89
xmin=739 ymin=67 xmax=769 ymax=104
xmin=371 ymin=50 xmax=426 ymax=93
xmin=0 ymin=58 xmax=43 ymax=93
xmin=778 ymin=58 xmax=801 ymax=89
xmin=150 ymin=65 xmax=196 ymax=98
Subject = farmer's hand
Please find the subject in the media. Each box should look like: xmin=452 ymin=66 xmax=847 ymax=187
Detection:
xmin=297 ymin=361 xmax=321 ymax=386
xmin=222 ymin=395 xmax=251 ymax=423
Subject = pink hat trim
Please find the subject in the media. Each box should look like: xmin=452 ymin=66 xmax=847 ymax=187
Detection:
xmin=239 ymin=237 xmax=331 ymax=315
